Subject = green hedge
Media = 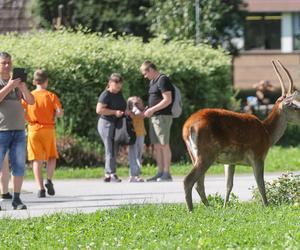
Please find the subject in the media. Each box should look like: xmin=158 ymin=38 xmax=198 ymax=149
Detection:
xmin=0 ymin=30 xmax=232 ymax=161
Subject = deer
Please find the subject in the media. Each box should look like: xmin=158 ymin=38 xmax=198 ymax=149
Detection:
xmin=182 ymin=60 xmax=300 ymax=212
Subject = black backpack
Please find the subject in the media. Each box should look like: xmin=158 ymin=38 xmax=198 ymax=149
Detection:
xmin=114 ymin=115 xmax=136 ymax=145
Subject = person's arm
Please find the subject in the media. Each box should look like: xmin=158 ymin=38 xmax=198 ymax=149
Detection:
xmin=144 ymin=91 xmax=172 ymax=118
xmin=17 ymin=82 xmax=35 ymax=105
xmin=55 ymin=108 xmax=64 ymax=118
xmin=0 ymin=78 xmax=21 ymax=102
xmin=96 ymin=102 xmax=124 ymax=117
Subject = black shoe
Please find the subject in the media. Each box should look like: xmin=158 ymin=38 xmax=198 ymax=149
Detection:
xmin=45 ymin=180 xmax=55 ymax=196
xmin=157 ymin=172 xmax=173 ymax=182
xmin=104 ymin=175 xmax=111 ymax=182
xmin=12 ymin=199 xmax=27 ymax=210
xmin=110 ymin=174 xmax=122 ymax=182
xmin=1 ymin=192 xmax=12 ymax=199
xmin=38 ymin=189 xmax=46 ymax=198
xmin=147 ymin=172 xmax=163 ymax=182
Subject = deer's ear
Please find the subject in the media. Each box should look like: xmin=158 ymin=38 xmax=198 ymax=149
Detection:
xmin=282 ymin=91 xmax=298 ymax=105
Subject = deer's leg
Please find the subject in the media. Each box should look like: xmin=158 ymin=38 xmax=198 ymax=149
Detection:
xmin=184 ymin=166 xmax=201 ymax=212
xmin=195 ymin=171 xmax=209 ymax=207
xmin=252 ymin=159 xmax=268 ymax=206
xmin=224 ymin=164 xmax=235 ymax=207
xmin=194 ymin=158 xmax=213 ymax=207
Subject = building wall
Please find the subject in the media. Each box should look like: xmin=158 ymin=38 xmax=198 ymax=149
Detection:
xmin=233 ymin=52 xmax=300 ymax=89
xmin=0 ymin=0 xmax=34 ymax=33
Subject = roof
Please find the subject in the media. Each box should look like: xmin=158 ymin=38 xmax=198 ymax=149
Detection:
xmin=244 ymin=0 xmax=300 ymax=12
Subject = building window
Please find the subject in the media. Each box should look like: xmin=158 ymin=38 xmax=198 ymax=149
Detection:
xmin=293 ymin=13 xmax=300 ymax=51
xmin=244 ymin=13 xmax=281 ymax=50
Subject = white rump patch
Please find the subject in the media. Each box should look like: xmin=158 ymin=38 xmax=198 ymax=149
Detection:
xmin=188 ymin=128 xmax=198 ymax=160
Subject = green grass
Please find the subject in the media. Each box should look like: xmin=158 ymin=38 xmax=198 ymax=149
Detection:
xmin=24 ymin=146 xmax=300 ymax=179
xmin=1 ymin=203 xmax=300 ymax=249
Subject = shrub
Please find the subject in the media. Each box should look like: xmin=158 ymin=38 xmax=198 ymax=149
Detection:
xmin=0 ymin=30 xmax=232 ymax=160
xmin=56 ymin=135 xmax=104 ymax=167
xmin=251 ymin=172 xmax=300 ymax=205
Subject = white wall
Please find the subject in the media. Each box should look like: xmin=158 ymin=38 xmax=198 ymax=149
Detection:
xmin=281 ymin=13 xmax=293 ymax=52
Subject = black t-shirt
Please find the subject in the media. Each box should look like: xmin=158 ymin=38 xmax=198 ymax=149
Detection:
xmin=148 ymin=74 xmax=174 ymax=116
xmin=98 ymin=90 xmax=126 ymax=121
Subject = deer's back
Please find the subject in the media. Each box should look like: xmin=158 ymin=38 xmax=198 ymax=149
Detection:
xmin=182 ymin=109 xmax=270 ymax=162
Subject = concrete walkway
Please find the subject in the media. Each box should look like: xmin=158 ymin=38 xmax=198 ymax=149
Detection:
xmin=0 ymin=172 xmax=289 ymax=219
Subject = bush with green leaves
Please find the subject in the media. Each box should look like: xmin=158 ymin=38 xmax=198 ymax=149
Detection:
xmin=252 ymin=172 xmax=300 ymax=205
xmin=0 ymin=30 xmax=232 ymax=160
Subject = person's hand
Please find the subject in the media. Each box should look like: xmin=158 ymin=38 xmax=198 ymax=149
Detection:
xmin=115 ymin=110 xmax=124 ymax=117
xmin=143 ymin=108 xmax=154 ymax=118
xmin=7 ymin=78 xmax=21 ymax=89
xmin=17 ymin=81 xmax=27 ymax=92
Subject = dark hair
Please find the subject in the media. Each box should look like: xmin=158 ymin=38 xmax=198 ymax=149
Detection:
xmin=0 ymin=52 xmax=11 ymax=60
xmin=141 ymin=60 xmax=157 ymax=71
xmin=33 ymin=69 xmax=48 ymax=84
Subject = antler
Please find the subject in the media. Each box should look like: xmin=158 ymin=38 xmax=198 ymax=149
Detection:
xmin=272 ymin=60 xmax=286 ymax=97
xmin=276 ymin=60 xmax=294 ymax=95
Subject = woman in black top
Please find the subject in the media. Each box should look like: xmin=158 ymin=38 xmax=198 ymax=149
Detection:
xmin=96 ymin=73 xmax=126 ymax=182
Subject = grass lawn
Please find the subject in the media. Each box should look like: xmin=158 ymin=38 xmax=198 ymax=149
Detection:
xmin=24 ymin=146 xmax=300 ymax=179
xmin=1 ymin=202 xmax=300 ymax=249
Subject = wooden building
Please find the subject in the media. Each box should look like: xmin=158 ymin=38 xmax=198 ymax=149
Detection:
xmin=234 ymin=0 xmax=300 ymax=89
xmin=0 ymin=0 xmax=34 ymax=34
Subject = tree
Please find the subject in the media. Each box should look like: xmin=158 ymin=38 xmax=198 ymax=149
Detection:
xmin=29 ymin=0 xmax=152 ymax=40
xmin=146 ymin=0 xmax=246 ymax=54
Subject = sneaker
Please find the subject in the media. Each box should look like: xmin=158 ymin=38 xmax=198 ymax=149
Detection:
xmin=110 ymin=174 xmax=122 ymax=183
xmin=1 ymin=192 xmax=12 ymax=199
xmin=157 ymin=172 xmax=173 ymax=182
xmin=38 ymin=189 xmax=46 ymax=198
xmin=12 ymin=198 xmax=27 ymax=210
xmin=104 ymin=175 xmax=111 ymax=182
xmin=45 ymin=179 xmax=55 ymax=196
xmin=129 ymin=176 xmax=144 ymax=183
xmin=147 ymin=172 xmax=163 ymax=182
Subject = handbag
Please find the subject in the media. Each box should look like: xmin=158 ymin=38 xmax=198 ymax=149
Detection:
xmin=114 ymin=115 xmax=136 ymax=145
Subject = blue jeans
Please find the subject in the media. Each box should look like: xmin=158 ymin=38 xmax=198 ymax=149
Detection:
xmin=0 ymin=130 xmax=26 ymax=176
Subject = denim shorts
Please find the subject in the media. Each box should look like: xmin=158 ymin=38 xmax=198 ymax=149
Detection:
xmin=0 ymin=130 xmax=26 ymax=176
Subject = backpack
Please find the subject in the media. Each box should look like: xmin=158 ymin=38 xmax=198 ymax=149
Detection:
xmin=171 ymin=84 xmax=182 ymax=118
xmin=114 ymin=115 xmax=136 ymax=145
xmin=156 ymin=74 xmax=182 ymax=118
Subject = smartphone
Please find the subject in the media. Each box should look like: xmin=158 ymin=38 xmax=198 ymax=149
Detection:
xmin=12 ymin=68 xmax=27 ymax=82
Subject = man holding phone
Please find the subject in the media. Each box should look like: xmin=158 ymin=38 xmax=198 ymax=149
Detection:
xmin=0 ymin=51 xmax=34 ymax=210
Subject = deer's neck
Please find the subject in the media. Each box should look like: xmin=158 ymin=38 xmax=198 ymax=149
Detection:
xmin=263 ymin=102 xmax=287 ymax=145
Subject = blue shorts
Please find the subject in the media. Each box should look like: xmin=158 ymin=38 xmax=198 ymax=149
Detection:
xmin=0 ymin=130 xmax=26 ymax=176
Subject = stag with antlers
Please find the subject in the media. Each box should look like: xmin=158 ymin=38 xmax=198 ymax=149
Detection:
xmin=182 ymin=60 xmax=300 ymax=212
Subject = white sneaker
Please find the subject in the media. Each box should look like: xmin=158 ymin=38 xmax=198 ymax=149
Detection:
xmin=129 ymin=176 xmax=144 ymax=183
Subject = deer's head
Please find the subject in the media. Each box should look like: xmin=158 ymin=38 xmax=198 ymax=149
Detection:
xmin=272 ymin=60 xmax=300 ymax=123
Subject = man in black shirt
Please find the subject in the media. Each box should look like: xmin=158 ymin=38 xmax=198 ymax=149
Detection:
xmin=140 ymin=61 xmax=173 ymax=181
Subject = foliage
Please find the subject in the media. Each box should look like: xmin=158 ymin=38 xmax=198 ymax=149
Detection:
xmin=1 ymin=203 xmax=300 ymax=249
xmin=22 ymin=145 xmax=300 ymax=177
xmin=146 ymin=0 xmax=246 ymax=53
xmin=251 ymin=172 xmax=300 ymax=205
xmin=0 ymin=30 xmax=232 ymax=160
xmin=56 ymin=135 xmax=104 ymax=167
xmin=29 ymin=0 xmax=152 ymax=40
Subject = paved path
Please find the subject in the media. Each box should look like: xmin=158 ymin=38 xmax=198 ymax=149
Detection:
xmin=0 ymin=172 xmax=290 ymax=219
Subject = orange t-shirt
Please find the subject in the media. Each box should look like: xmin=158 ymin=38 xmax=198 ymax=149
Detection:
xmin=22 ymin=89 xmax=62 ymax=131
xmin=132 ymin=116 xmax=146 ymax=137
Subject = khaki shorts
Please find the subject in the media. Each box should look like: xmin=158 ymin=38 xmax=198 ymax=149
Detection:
xmin=149 ymin=115 xmax=173 ymax=145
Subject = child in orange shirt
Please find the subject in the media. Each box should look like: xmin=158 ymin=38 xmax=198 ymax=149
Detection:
xmin=22 ymin=69 xmax=63 ymax=197
xmin=127 ymin=96 xmax=146 ymax=182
